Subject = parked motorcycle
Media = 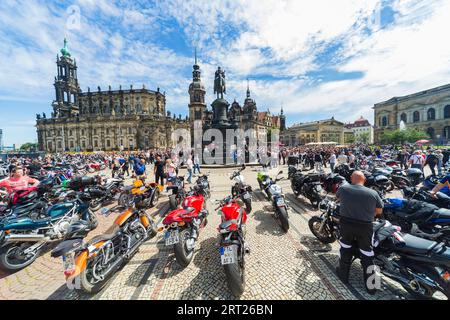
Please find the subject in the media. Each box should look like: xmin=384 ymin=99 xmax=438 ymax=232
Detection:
xmin=51 ymin=204 xmax=157 ymax=293
xmin=290 ymin=171 xmax=324 ymax=207
xmin=257 ymin=170 xmax=289 ymax=232
xmin=160 ymin=183 xmax=209 ymax=267
xmin=215 ymin=195 xmax=248 ymax=297
xmin=0 ymin=196 xmax=98 ymax=271
xmin=118 ymin=178 xmax=163 ymax=209
xmin=85 ymin=176 xmax=125 ymax=211
xmin=230 ymin=165 xmax=252 ymax=213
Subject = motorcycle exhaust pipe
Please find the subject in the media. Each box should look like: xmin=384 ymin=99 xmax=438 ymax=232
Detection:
xmin=4 ymin=234 xmax=48 ymax=243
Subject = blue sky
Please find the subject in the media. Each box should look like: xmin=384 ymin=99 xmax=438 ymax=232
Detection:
xmin=0 ymin=0 xmax=449 ymax=146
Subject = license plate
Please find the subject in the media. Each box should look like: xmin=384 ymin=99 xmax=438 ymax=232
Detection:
xmin=243 ymin=192 xmax=251 ymax=200
xmin=164 ymin=229 xmax=179 ymax=246
xmin=220 ymin=246 xmax=236 ymax=265
xmin=276 ymin=198 xmax=285 ymax=207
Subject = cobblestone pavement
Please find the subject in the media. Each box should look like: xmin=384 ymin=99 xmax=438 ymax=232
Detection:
xmin=0 ymin=165 xmax=420 ymax=300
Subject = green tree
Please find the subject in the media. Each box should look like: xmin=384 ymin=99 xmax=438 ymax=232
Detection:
xmin=380 ymin=128 xmax=428 ymax=144
xmin=20 ymin=142 xmax=38 ymax=152
xmin=357 ymin=132 xmax=370 ymax=144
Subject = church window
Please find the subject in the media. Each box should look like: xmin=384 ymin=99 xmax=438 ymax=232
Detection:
xmin=427 ymin=108 xmax=435 ymax=120
xmin=400 ymin=113 xmax=407 ymax=123
xmin=445 ymin=105 xmax=450 ymax=119
xmin=413 ymin=111 xmax=420 ymax=123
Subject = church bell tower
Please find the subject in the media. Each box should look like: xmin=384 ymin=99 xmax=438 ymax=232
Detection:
xmin=52 ymin=38 xmax=81 ymax=118
xmin=188 ymin=49 xmax=206 ymax=122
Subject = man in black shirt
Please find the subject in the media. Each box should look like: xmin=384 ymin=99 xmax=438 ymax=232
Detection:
xmin=336 ymin=171 xmax=384 ymax=294
xmin=154 ymin=156 xmax=165 ymax=186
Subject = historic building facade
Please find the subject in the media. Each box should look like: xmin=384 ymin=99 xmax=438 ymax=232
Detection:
xmin=36 ymin=39 xmax=189 ymax=152
xmin=280 ymin=117 xmax=345 ymax=146
xmin=344 ymin=116 xmax=374 ymax=144
xmin=187 ymin=56 xmax=284 ymax=142
xmin=373 ymin=84 xmax=450 ymax=144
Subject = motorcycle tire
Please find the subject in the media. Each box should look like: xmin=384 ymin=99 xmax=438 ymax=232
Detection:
xmin=244 ymin=198 xmax=252 ymax=214
xmin=150 ymin=189 xmax=160 ymax=207
xmin=168 ymin=195 xmax=178 ymax=211
xmin=118 ymin=193 xmax=133 ymax=207
xmin=79 ymin=256 xmax=117 ymax=294
xmin=89 ymin=199 xmax=103 ymax=212
xmin=0 ymin=243 xmax=41 ymax=271
xmin=277 ymin=206 xmax=289 ymax=232
xmin=308 ymin=216 xmax=336 ymax=244
xmin=174 ymin=229 xmax=194 ymax=268
xmin=223 ymin=252 xmax=245 ymax=297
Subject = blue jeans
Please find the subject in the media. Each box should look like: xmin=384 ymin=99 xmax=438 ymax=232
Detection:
xmin=193 ymin=164 xmax=200 ymax=174
xmin=187 ymin=169 xmax=193 ymax=183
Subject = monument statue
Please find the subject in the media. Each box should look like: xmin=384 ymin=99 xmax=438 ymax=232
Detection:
xmin=214 ymin=67 xmax=226 ymax=99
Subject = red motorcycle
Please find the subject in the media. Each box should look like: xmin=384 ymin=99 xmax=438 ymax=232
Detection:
xmin=86 ymin=162 xmax=105 ymax=173
xmin=216 ymin=196 xmax=248 ymax=297
xmin=160 ymin=184 xmax=209 ymax=267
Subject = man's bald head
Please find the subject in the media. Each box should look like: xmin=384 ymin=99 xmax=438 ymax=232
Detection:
xmin=351 ymin=171 xmax=366 ymax=185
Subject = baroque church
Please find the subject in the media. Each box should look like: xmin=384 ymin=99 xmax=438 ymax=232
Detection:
xmin=187 ymin=52 xmax=286 ymax=141
xmin=36 ymin=39 xmax=189 ymax=152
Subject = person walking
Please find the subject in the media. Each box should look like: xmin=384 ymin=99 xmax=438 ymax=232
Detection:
xmin=335 ymin=171 xmax=384 ymax=294
xmin=193 ymin=153 xmax=201 ymax=174
xmin=425 ymin=149 xmax=438 ymax=176
xmin=314 ymin=152 xmax=323 ymax=173
xmin=329 ymin=152 xmax=337 ymax=172
xmin=154 ymin=156 xmax=165 ymax=186
xmin=186 ymin=156 xmax=193 ymax=184
xmin=409 ymin=150 xmax=425 ymax=176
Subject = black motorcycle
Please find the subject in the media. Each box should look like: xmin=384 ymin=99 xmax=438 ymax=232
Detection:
xmin=290 ymin=171 xmax=323 ymax=207
xmin=230 ymin=165 xmax=252 ymax=213
xmin=85 ymin=177 xmax=125 ymax=211
xmin=403 ymin=187 xmax=450 ymax=209
xmin=309 ymin=201 xmax=450 ymax=299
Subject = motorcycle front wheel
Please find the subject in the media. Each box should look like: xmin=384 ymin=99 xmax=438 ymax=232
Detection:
xmin=174 ymin=229 xmax=194 ymax=268
xmin=243 ymin=198 xmax=252 ymax=214
xmin=308 ymin=216 xmax=336 ymax=244
xmin=277 ymin=206 xmax=289 ymax=232
xmin=0 ymin=243 xmax=41 ymax=271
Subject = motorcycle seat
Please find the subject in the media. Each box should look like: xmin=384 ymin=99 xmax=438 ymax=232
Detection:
xmin=11 ymin=202 xmax=42 ymax=216
xmin=397 ymin=233 xmax=442 ymax=255
xmin=87 ymin=224 xmax=120 ymax=245
xmin=219 ymin=219 xmax=239 ymax=230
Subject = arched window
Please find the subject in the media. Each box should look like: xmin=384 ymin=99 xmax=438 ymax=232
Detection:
xmin=445 ymin=105 xmax=450 ymax=119
xmin=413 ymin=111 xmax=420 ymax=123
xmin=400 ymin=113 xmax=407 ymax=123
xmin=427 ymin=108 xmax=435 ymax=120
xmin=382 ymin=116 xmax=387 ymax=127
